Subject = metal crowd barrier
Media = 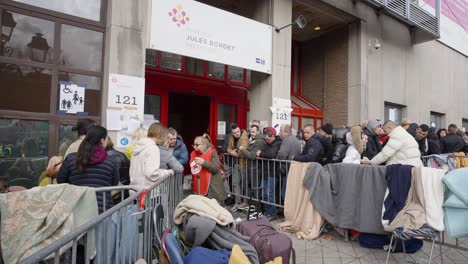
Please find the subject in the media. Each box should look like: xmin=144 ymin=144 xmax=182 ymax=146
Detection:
xmin=221 ymin=154 xmax=292 ymax=209
xmin=421 ymin=153 xmax=468 ymax=252
xmin=19 ymin=172 xmax=184 ymax=264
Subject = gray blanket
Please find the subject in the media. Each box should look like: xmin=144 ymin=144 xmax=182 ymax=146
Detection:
xmin=303 ymin=163 xmax=387 ymax=234
xmin=184 ymin=214 xmax=259 ymax=264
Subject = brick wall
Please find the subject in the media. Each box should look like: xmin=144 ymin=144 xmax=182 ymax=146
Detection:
xmin=301 ymin=27 xmax=349 ymax=127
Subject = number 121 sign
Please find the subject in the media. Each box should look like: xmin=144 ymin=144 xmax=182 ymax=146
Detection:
xmin=108 ymin=73 xmax=145 ymax=120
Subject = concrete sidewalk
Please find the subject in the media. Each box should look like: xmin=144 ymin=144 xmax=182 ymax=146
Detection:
xmin=227 ymin=200 xmax=468 ymax=264
xmin=278 ymin=226 xmax=468 ymax=264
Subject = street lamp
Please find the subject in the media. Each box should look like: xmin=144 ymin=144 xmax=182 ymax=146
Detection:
xmin=27 ymin=33 xmax=50 ymax=63
xmin=1 ymin=11 xmax=16 ymax=57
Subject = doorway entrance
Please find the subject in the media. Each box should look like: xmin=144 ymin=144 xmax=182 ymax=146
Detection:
xmin=168 ymin=93 xmax=210 ymax=152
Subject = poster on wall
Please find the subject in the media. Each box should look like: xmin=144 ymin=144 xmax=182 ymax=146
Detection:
xmin=108 ymin=73 xmax=145 ymax=121
xmin=270 ymin=97 xmax=293 ymax=134
xmin=58 ymin=81 xmax=85 ymax=114
xmin=107 ymin=73 xmax=145 ymax=136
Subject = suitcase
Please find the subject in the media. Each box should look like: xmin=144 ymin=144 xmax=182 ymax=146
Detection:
xmin=238 ymin=217 xmax=295 ymax=264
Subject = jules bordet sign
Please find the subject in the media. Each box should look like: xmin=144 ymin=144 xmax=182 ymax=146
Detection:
xmin=149 ymin=0 xmax=272 ymax=74
xmin=108 ymin=73 xmax=145 ymax=120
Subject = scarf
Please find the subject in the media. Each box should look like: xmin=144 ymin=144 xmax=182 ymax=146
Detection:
xmin=89 ymin=146 xmax=108 ymax=165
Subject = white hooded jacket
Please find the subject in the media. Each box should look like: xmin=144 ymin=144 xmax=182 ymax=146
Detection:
xmin=129 ymin=137 xmax=173 ymax=192
xmin=370 ymin=126 xmax=423 ymax=167
xmin=342 ymin=132 xmax=361 ymax=164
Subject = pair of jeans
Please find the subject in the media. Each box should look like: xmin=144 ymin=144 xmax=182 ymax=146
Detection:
xmin=262 ymin=176 xmax=277 ymax=217
xmin=232 ymin=163 xmax=246 ymax=203
xmin=247 ymin=164 xmax=260 ymax=200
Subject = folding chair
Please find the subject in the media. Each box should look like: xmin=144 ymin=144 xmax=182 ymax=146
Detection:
xmin=385 ymin=225 xmax=443 ymax=264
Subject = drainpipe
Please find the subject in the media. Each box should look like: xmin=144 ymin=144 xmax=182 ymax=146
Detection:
xmin=435 ymin=0 xmax=441 ymax=37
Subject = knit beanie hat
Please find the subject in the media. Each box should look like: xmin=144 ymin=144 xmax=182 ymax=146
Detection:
xmin=263 ymin=127 xmax=277 ymax=136
xmin=367 ymin=119 xmax=382 ymax=135
xmin=320 ymin=123 xmax=334 ymax=136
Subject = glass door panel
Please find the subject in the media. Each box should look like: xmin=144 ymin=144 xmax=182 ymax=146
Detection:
xmin=216 ymin=103 xmax=238 ymax=152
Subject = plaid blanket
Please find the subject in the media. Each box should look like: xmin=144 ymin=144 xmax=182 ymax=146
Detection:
xmin=0 ymin=184 xmax=98 ymax=263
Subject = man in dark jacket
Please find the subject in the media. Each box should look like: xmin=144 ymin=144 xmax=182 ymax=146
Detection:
xmin=363 ymin=119 xmax=383 ymax=159
xmin=256 ymin=127 xmax=282 ymax=220
xmin=168 ymin=128 xmax=189 ymax=166
xmin=415 ymin=124 xmax=441 ymax=156
xmin=293 ymin=124 xmax=324 ymax=163
xmin=317 ymin=123 xmax=335 ymax=164
xmin=441 ymin=124 xmax=467 ymax=153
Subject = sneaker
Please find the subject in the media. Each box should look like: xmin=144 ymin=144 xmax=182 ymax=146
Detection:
xmin=231 ymin=203 xmax=241 ymax=212
xmin=249 ymin=211 xmax=263 ymax=219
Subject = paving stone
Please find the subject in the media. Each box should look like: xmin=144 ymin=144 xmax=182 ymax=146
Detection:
xmin=322 ymin=257 xmax=342 ymax=264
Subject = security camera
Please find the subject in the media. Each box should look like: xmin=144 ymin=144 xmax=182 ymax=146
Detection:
xmin=374 ymin=42 xmax=381 ymax=50
xmin=373 ymin=39 xmax=381 ymax=50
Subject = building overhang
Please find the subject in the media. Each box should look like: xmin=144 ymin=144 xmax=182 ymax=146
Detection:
xmin=360 ymin=0 xmax=440 ymax=44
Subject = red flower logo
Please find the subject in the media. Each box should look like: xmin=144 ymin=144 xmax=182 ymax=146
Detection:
xmin=168 ymin=4 xmax=190 ymax=27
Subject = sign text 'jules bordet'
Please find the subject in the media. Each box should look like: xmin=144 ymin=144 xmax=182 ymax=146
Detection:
xmin=149 ymin=0 xmax=272 ymax=74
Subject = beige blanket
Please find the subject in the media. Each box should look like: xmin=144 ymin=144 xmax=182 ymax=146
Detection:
xmin=384 ymin=167 xmax=427 ymax=232
xmin=173 ymin=194 xmax=235 ymax=227
xmin=0 ymin=184 xmax=98 ymax=263
xmin=277 ymin=162 xmax=323 ymax=240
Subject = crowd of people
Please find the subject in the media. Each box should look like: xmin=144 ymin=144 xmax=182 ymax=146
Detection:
xmin=3 ymin=117 xmax=468 ymax=222
xmin=0 ymin=119 xmax=193 ymax=206
xmin=222 ymin=118 xmax=468 ymax=220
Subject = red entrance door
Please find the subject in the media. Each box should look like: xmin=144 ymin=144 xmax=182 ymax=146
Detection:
xmin=211 ymin=97 xmax=247 ymax=151
xmin=145 ymin=70 xmax=249 ymax=149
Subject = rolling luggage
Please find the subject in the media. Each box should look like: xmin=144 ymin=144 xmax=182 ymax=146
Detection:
xmin=238 ymin=217 xmax=295 ymax=264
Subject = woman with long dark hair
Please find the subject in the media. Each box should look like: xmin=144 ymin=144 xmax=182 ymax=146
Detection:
xmin=58 ymin=125 xmax=119 ymax=213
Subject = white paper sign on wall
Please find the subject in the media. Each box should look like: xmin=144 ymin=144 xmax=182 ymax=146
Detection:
xmin=108 ymin=73 xmax=145 ymax=121
xmin=270 ymin=97 xmax=292 ymax=134
xmin=270 ymin=106 xmax=293 ymax=134
xmin=218 ymin=121 xmax=226 ymax=135
xmin=59 ymin=82 xmax=85 ymax=114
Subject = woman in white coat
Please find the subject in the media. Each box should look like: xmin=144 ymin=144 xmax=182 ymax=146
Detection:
xmin=129 ymin=122 xmax=174 ymax=192
xmin=343 ymin=126 xmax=368 ymax=164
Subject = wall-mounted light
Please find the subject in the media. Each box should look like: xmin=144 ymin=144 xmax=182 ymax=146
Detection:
xmin=275 ymin=15 xmax=307 ymax=33
xmin=313 ymin=26 xmax=321 ymax=31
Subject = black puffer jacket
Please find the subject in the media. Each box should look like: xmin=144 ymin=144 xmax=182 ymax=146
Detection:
xmin=294 ymin=136 xmax=324 ymax=163
xmin=57 ymin=152 xmax=119 ymax=213
xmin=363 ymin=127 xmax=382 ymax=160
xmin=315 ymin=134 xmax=334 ymax=164
xmin=441 ymin=134 xmax=467 ymax=153
xmin=106 ymin=148 xmax=130 ymax=185
xmin=328 ymin=128 xmax=349 ymax=163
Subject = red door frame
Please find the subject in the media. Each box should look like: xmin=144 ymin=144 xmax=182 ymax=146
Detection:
xmin=145 ymin=69 xmax=249 ymax=147
xmin=211 ymin=97 xmax=248 ymax=142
